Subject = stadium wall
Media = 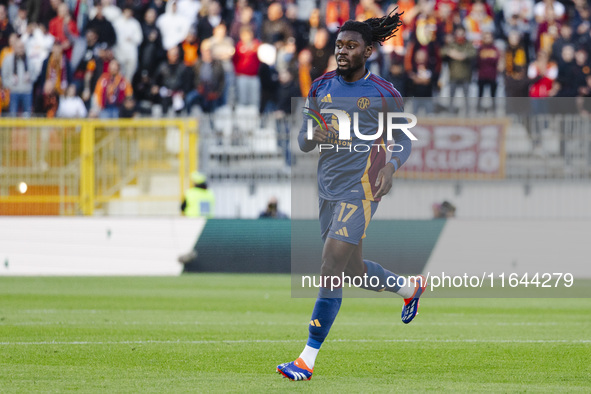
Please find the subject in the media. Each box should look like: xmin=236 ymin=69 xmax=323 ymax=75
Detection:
xmin=2 ymin=218 xmax=590 ymax=278
xmin=425 ymin=220 xmax=591 ymax=278
xmin=0 ymin=217 xmax=205 ymax=275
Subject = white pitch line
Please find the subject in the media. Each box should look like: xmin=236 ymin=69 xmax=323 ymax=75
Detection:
xmin=0 ymin=339 xmax=589 ymax=346
xmin=0 ymin=321 xmax=584 ymax=326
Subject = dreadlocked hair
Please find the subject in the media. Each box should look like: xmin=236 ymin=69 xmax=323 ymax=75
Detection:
xmin=339 ymin=8 xmax=403 ymax=46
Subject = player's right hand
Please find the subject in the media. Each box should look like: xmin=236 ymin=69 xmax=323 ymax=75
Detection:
xmin=310 ymin=124 xmax=333 ymax=143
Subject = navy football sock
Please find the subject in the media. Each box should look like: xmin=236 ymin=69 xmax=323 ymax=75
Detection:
xmin=306 ymin=287 xmax=342 ymax=349
xmin=363 ymin=259 xmax=401 ymax=293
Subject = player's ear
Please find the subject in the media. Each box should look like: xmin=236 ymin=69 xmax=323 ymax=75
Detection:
xmin=364 ymin=44 xmax=373 ymax=59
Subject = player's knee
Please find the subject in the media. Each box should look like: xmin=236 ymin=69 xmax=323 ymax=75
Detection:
xmin=344 ymin=263 xmax=364 ymax=278
xmin=320 ymin=258 xmax=345 ymax=277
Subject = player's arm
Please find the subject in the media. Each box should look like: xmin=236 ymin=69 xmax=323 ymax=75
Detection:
xmin=374 ymin=96 xmax=413 ymax=199
xmin=298 ymin=122 xmax=331 ymax=152
xmin=297 ymin=90 xmax=331 ymax=152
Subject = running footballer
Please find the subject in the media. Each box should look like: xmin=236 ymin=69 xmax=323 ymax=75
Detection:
xmin=277 ymin=11 xmax=427 ymax=381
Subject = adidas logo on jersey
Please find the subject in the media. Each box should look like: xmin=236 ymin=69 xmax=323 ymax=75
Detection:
xmin=335 ymin=227 xmax=349 ymax=237
xmin=321 ymin=94 xmax=332 ymax=103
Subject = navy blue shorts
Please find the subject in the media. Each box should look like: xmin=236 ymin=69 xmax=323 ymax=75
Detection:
xmin=319 ymin=198 xmax=379 ymax=245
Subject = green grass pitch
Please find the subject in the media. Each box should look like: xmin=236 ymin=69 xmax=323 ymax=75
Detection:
xmin=0 ymin=274 xmax=590 ymax=392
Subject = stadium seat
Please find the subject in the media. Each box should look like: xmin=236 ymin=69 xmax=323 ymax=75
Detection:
xmin=505 ymin=123 xmax=532 ymax=155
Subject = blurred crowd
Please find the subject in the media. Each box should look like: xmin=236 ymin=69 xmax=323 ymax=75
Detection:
xmin=2 ymin=0 xmax=591 ymax=118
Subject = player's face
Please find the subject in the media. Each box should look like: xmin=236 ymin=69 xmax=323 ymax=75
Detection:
xmin=335 ymin=31 xmax=371 ymax=80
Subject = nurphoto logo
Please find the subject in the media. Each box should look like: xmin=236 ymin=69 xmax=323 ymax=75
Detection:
xmin=304 ymin=107 xmax=418 ymax=142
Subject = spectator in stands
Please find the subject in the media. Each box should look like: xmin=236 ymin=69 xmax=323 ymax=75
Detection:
xmin=0 ymin=5 xmax=15 ymax=52
xmin=464 ymin=1 xmax=494 ymax=45
xmin=90 ymin=0 xmax=121 ymax=23
xmin=127 ymin=0 xmax=151 ymax=21
xmin=408 ymin=48 xmax=434 ymax=114
xmin=386 ymin=52 xmax=407 ymax=97
xmin=411 ymin=0 xmax=441 ymax=47
xmin=261 ymin=2 xmax=293 ymax=44
xmin=233 ymin=25 xmax=260 ymax=107
xmin=285 ymin=4 xmax=308 ymax=53
xmin=380 ymin=2 xmax=414 ymax=76
xmin=150 ymin=0 xmax=166 ymax=17
xmin=502 ymin=12 xmax=534 ymax=51
xmin=119 ymin=96 xmax=138 ymax=118
xmin=41 ymin=79 xmax=59 ymax=118
xmin=276 ymin=68 xmax=298 ymax=166
xmin=48 ymin=2 xmax=79 ymax=60
xmin=259 ymin=196 xmax=288 ymax=219
xmin=476 ymin=31 xmax=501 ymax=112
xmin=307 ymin=8 xmax=323 ymax=46
xmin=325 ymin=0 xmax=349 ymax=34
xmin=554 ymin=44 xmax=579 ymax=113
xmin=229 ymin=5 xmax=258 ymax=42
xmin=528 ymin=49 xmax=558 ymax=107
xmin=404 ymin=36 xmax=442 ymax=97
xmin=528 ymin=49 xmax=558 ymax=152
xmin=176 ymin=0 xmax=201 ymax=21
xmin=197 ymin=1 xmax=223 ymax=43
xmin=258 ymin=43 xmax=279 ymax=113
xmin=0 ymin=76 xmax=10 ymax=114
xmin=56 ymin=83 xmax=87 ymax=117
xmin=35 ymin=42 xmax=72 ymax=112
xmin=534 ymin=0 xmax=565 ymax=24
xmin=576 ymin=74 xmax=591 ymax=116
xmin=113 ymin=6 xmax=143 ymax=82
xmin=536 ymin=9 xmax=561 ymax=54
xmin=275 ymin=36 xmax=297 ymax=74
xmin=0 ymin=33 xmax=17 ymax=68
xmin=209 ymin=23 xmax=235 ymax=105
xmin=86 ymin=2 xmax=117 ymax=48
xmin=355 ymin=0 xmax=384 ymax=21
xmin=26 ymin=0 xmax=57 ymax=28
xmin=186 ymin=39 xmax=225 ymax=113
xmin=138 ymin=7 xmax=164 ymax=75
xmin=502 ymin=0 xmax=534 ymax=30
xmin=131 ymin=68 xmax=157 ymax=115
xmin=71 ymin=28 xmax=105 ymax=103
xmin=156 ymin=0 xmax=191 ymax=50
xmin=552 ymin=24 xmax=574 ymax=62
xmin=297 ymin=48 xmax=312 ymax=96
xmin=442 ymin=26 xmax=476 ymax=112
xmin=572 ymin=6 xmax=591 ymax=42
xmin=93 ymin=59 xmax=133 ymax=118
xmin=12 ymin=6 xmax=28 ymax=37
xmin=504 ymin=31 xmax=530 ymax=101
xmin=22 ymin=23 xmax=55 ymax=80
xmin=182 ymin=28 xmax=199 ymax=67
xmin=574 ymin=47 xmax=591 ymax=94
xmin=308 ymin=28 xmax=331 ymax=81
xmin=2 ymin=39 xmax=33 ymax=117
xmin=153 ymin=46 xmax=193 ymax=114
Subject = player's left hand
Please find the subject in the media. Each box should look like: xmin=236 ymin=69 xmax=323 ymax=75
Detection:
xmin=374 ymin=163 xmax=396 ymax=199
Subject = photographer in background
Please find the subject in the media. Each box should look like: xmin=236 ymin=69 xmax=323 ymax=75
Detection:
xmin=259 ymin=196 xmax=288 ymax=219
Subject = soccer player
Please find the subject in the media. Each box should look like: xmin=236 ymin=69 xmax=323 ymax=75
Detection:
xmin=276 ymin=11 xmax=427 ymax=381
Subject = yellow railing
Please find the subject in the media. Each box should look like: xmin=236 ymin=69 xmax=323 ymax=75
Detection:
xmin=0 ymin=118 xmax=198 ymax=216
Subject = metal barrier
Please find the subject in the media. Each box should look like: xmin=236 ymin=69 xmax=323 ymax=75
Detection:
xmin=0 ymin=119 xmax=197 ymax=215
xmin=198 ymin=108 xmax=293 ymax=181
xmin=197 ymin=109 xmax=591 ymax=182
xmin=1 ymin=109 xmax=589 ymax=217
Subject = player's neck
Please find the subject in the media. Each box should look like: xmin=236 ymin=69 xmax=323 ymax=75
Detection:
xmin=341 ymin=67 xmax=368 ymax=83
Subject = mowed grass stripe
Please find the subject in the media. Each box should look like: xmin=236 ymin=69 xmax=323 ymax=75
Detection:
xmin=0 ymin=274 xmax=590 ymax=392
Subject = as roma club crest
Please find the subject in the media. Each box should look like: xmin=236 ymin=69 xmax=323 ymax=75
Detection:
xmin=357 ymin=97 xmax=370 ymax=110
